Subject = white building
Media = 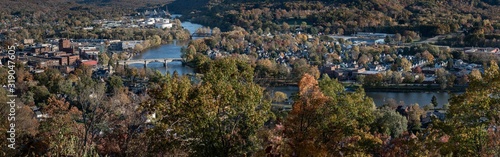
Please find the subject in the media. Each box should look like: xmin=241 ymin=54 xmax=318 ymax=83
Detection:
xmin=146 ymin=18 xmax=155 ymax=25
xmin=155 ymin=23 xmax=173 ymax=29
xmin=78 ymin=46 xmax=98 ymax=51
xmin=154 ymin=19 xmax=173 ymax=29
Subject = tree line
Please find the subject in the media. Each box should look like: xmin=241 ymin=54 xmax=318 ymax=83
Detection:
xmin=1 ymin=56 xmax=500 ymax=156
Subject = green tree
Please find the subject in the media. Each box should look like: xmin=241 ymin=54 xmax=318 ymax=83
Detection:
xmin=318 ymin=74 xmax=344 ymax=100
xmin=255 ymin=59 xmax=277 ymax=78
xmin=189 ymin=58 xmax=272 ymax=156
xmin=282 ymin=22 xmax=290 ymax=32
xmin=141 ymin=73 xmax=194 ymax=155
xmin=384 ymin=35 xmax=391 ymax=44
xmin=407 ymin=103 xmax=424 ymax=133
xmin=31 ymin=86 xmax=51 ymax=105
xmin=151 ymin=35 xmax=162 ymax=46
xmin=431 ymin=95 xmax=438 ymax=108
xmin=300 ymin=21 xmax=307 ymax=31
xmin=107 ymin=75 xmax=123 ymax=94
xmin=401 ymin=58 xmax=411 ymax=72
xmin=273 ymin=91 xmax=288 ymax=103
xmin=372 ymin=107 xmax=408 ymax=137
xmin=74 ymin=76 xmax=106 ymax=155
xmin=144 ymin=58 xmax=272 ymax=156
xmin=34 ymin=68 xmax=64 ymax=94
xmin=470 ymin=69 xmax=483 ymax=81
xmin=439 ymin=60 xmax=500 ymax=156
xmin=436 ymin=68 xmax=448 ymax=89
xmin=98 ymin=52 xmax=110 ymax=66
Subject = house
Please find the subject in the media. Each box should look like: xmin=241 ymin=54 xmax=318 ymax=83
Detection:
xmin=368 ymin=64 xmax=386 ymax=71
xmin=464 ymin=47 xmax=500 ymax=54
xmin=421 ymin=110 xmax=446 ymax=127
xmin=396 ymin=106 xmax=408 ymax=117
xmin=32 ymin=106 xmax=49 ymax=120
xmin=35 ymin=111 xmax=43 ymax=119
xmin=454 ymin=59 xmax=464 ymax=67
xmin=374 ymin=39 xmax=385 ymax=45
xmin=323 ymin=64 xmax=341 ymax=73
xmin=82 ymin=27 xmax=94 ymax=31
xmin=92 ymin=68 xmax=111 ymax=79
xmin=354 ymin=70 xmax=381 ymax=78
xmin=422 ymin=67 xmax=436 ymax=75
xmin=422 ymin=76 xmax=436 ymax=84
xmin=332 ymin=70 xmax=348 ymax=80
xmin=23 ymin=39 xmax=34 ymax=45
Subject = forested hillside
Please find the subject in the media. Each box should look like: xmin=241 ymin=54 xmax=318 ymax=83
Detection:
xmin=0 ymin=0 xmax=195 ymax=44
xmin=169 ymin=0 xmax=500 ymax=44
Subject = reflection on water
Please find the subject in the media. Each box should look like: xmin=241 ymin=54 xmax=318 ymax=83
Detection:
xmin=267 ymin=86 xmax=299 ymax=98
xmin=268 ymin=86 xmax=456 ymax=107
xmin=131 ymin=40 xmax=189 ymax=60
xmin=128 ymin=21 xmax=203 ymax=75
xmin=365 ymin=92 xmax=455 ymax=108
xmin=182 ymin=21 xmax=204 ymax=35
xmin=129 ymin=62 xmax=193 ymax=75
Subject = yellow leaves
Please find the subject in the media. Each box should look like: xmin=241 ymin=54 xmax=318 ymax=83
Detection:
xmin=422 ymin=50 xmax=434 ymax=64
xmin=298 ymin=74 xmax=320 ymax=96
xmin=296 ymin=33 xmax=308 ymax=42
xmin=484 ymin=60 xmax=499 ymax=81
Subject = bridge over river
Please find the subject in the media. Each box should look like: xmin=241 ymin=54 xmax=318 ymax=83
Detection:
xmin=119 ymin=58 xmax=183 ymax=67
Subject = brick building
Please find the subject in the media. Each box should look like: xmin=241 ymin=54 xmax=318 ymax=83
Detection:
xmin=59 ymin=39 xmax=74 ymax=53
xmin=59 ymin=39 xmax=70 ymax=49
xmin=55 ymin=55 xmax=80 ymax=65
xmin=31 ymin=46 xmax=51 ymax=54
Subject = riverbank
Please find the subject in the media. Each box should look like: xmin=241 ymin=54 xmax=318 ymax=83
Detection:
xmin=255 ymin=79 xmax=298 ymax=87
xmin=354 ymin=84 xmax=467 ymax=92
xmin=255 ymin=78 xmax=467 ymax=93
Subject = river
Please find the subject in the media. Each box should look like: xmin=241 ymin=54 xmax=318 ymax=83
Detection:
xmin=128 ymin=20 xmax=203 ymax=75
xmin=130 ymin=16 xmax=454 ymax=108
xmin=269 ymin=86 xmax=455 ymax=108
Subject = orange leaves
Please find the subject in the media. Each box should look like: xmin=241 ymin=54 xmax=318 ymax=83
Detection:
xmin=293 ymin=73 xmax=328 ymax=115
xmin=44 ymin=96 xmax=70 ymax=115
xmin=298 ymin=74 xmax=319 ymax=96
xmin=286 ymin=74 xmax=331 ymax=156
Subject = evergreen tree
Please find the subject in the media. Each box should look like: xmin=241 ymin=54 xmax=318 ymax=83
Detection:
xmin=431 ymin=95 xmax=438 ymax=108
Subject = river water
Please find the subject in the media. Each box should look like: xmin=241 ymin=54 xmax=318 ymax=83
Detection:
xmin=131 ymin=16 xmax=454 ymax=107
xmin=269 ymin=86 xmax=455 ymax=108
xmin=128 ymin=20 xmax=203 ymax=75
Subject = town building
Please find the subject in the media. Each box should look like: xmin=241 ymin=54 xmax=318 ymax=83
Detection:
xmin=122 ymin=40 xmax=144 ymax=50
xmin=155 ymin=21 xmax=173 ymax=29
xmin=59 ymin=39 xmax=75 ymax=53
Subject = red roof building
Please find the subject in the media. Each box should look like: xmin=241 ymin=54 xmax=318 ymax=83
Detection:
xmin=81 ymin=60 xmax=98 ymax=66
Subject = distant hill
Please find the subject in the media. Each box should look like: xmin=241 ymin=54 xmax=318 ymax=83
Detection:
xmin=167 ymin=0 xmax=499 ymax=35
xmin=0 ymin=0 xmax=171 ymax=16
